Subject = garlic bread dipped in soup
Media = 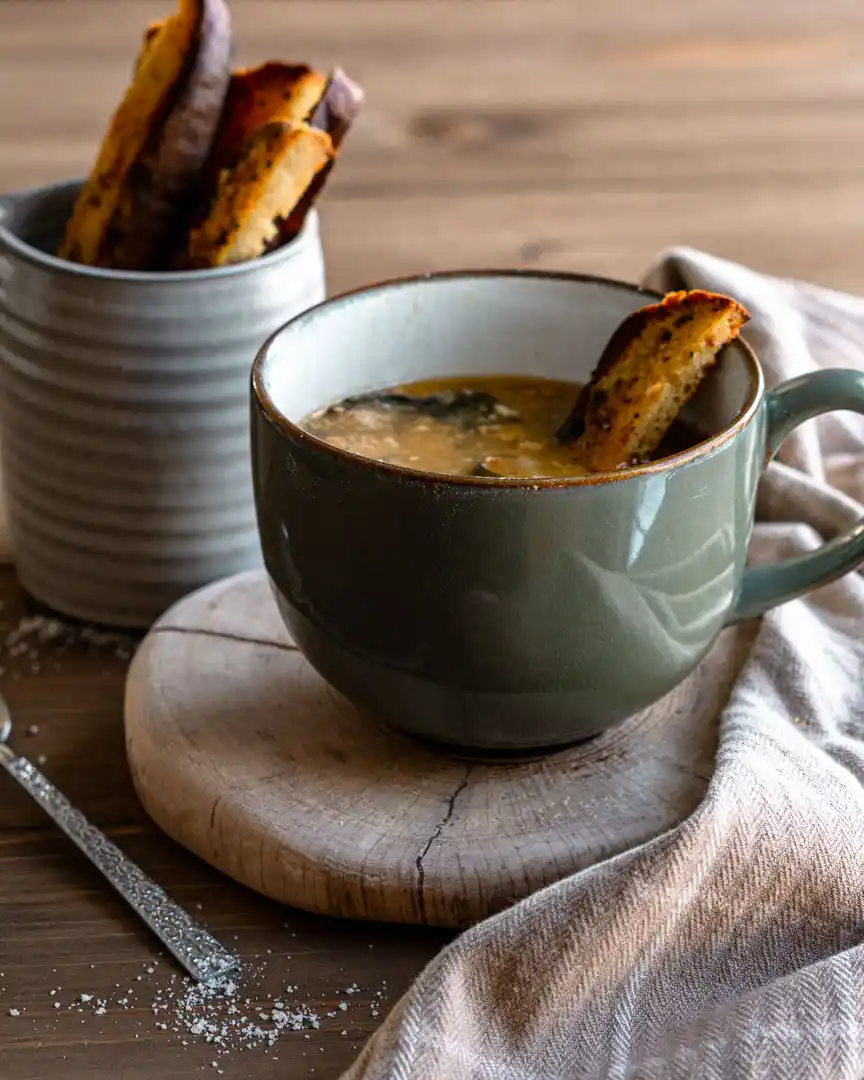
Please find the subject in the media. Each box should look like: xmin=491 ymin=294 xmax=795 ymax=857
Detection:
xmin=298 ymin=375 xmax=705 ymax=479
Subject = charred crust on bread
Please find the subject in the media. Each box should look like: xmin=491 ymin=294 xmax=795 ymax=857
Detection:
xmin=557 ymin=290 xmax=751 ymax=472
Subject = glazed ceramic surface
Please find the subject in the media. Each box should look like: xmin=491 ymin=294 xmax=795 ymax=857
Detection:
xmin=0 ymin=179 xmax=326 ymax=628
xmin=252 ymin=272 xmax=864 ymax=750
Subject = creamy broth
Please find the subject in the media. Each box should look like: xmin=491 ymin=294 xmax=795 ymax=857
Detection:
xmin=299 ymin=376 xmax=703 ymax=478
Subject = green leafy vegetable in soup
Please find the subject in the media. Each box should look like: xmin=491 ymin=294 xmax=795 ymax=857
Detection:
xmin=299 ymin=376 xmax=703 ymax=479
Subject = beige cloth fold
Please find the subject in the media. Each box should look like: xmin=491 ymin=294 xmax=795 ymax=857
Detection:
xmin=340 ymin=250 xmax=864 ymax=1080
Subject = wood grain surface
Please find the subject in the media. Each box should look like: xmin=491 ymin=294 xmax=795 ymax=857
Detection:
xmin=124 ymin=571 xmax=752 ymax=929
xmin=1 ymin=0 xmax=863 ymax=1076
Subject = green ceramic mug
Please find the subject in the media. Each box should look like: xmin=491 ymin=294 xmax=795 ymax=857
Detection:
xmin=251 ymin=271 xmax=864 ymax=751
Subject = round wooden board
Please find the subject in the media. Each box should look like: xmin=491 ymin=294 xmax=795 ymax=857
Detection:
xmin=124 ymin=570 xmax=753 ymax=929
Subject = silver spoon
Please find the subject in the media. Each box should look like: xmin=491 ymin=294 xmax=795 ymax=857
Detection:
xmin=0 ymin=692 xmax=239 ymax=985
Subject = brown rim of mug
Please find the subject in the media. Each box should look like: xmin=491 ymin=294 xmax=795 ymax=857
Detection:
xmin=0 ymin=178 xmax=319 ymax=283
xmin=251 ymin=268 xmax=764 ymax=489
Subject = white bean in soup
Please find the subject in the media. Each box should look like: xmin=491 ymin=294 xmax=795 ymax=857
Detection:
xmin=299 ymin=375 xmax=705 ymax=479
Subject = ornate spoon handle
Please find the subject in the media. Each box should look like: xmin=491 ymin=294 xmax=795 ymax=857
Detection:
xmin=1 ymin=745 xmax=239 ymax=985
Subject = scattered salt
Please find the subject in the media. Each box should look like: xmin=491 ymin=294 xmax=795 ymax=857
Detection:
xmin=0 ymin=614 xmax=136 ymax=672
xmin=0 ymin=900 xmax=392 ymax=1069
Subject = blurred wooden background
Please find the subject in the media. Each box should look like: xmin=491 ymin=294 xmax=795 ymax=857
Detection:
xmin=3 ymin=0 xmax=864 ymax=295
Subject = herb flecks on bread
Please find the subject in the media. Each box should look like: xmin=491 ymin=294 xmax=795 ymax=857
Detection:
xmin=557 ymin=289 xmax=750 ymax=473
xmin=185 ymin=122 xmax=333 ymax=267
xmin=179 ymin=61 xmax=335 ymax=268
xmin=58 ymin=0 xmax=232 ymax=270
xmin=56 ymin=1 xmax=363 ymax=272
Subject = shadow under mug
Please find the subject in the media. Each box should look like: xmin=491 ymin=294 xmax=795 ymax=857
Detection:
xmin=251 ymin=271 xmax=864 ymax=751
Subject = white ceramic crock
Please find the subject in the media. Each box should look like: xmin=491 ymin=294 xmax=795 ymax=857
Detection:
xmin=0 ymin=179 xmax=326 ymax=628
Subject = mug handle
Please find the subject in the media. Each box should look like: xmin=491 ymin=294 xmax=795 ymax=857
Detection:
xmin=729 ymin=368 xmax=864 ymax=621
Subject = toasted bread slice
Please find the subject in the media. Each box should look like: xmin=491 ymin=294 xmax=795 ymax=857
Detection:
xmin=133 ymin=21 xmax=165 ymax=74
xmin=557 ymin=290 xmax=750 ymax=473
xmin=176 ymin=62 xmax=329 ymax=267
xmin=209 ymin=62 xmax=328 ymax=165
xmin=185 ymin=121 xmax=333 ymax=267
xmin=58 ymin=0 xmax=232 ymax=269
xmin=272 ymin=67 xmax=364 ymax=249
xmin=307 ymin=68 xmax=364 ymax=151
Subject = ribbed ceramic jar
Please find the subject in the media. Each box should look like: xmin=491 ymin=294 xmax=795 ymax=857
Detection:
xmin=0 ymin=179 xmax=326 ymax=628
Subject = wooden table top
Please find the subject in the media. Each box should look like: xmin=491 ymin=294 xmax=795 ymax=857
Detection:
xmin=2 ymin=1 xmax=864 ymax=1076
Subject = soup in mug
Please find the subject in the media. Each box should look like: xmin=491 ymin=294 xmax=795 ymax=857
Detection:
xmin=299 ymin=376 xmax=705 ymax=479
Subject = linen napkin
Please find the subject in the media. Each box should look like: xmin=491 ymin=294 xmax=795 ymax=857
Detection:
xmin=340 ymin=249 xmax=864 ymax=1080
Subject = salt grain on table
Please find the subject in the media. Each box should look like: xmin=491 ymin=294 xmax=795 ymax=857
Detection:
xmin=1 ymin=614 xmax=135 ymax=663
xmin=0 ymin=677 xmax=395 ymax=1071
